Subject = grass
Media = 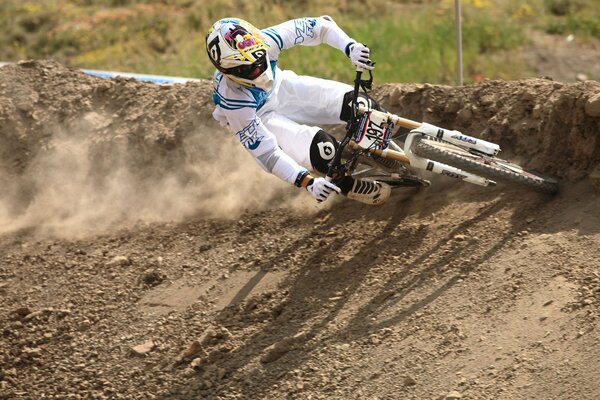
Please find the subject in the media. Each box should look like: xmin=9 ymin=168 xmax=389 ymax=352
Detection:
xmin=0 ymin=0 xmax=597 ymax=84
xmin=545 ymin=14 xmax=600 ymax=38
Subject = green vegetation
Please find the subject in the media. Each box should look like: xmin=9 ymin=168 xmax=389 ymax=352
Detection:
xmin=544 ymin=13 xmax=600 ymax=38
xmin=0 ymin=0 xmax=598 ymax=84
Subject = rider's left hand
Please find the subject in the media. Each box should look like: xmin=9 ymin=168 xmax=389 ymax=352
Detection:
xmin=349 ymin=43 xmax=373 ymax=70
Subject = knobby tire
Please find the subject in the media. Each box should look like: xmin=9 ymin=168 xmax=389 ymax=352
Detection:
xmin=414 ymin=137 xmax=558 ymax=194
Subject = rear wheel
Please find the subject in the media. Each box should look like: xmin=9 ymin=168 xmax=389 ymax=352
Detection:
xmin=414 ymin=137 xmax=558 ymax=194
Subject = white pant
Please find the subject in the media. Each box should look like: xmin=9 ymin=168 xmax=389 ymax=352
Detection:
xmin=258 ymin=70 xmax=352 ymax=171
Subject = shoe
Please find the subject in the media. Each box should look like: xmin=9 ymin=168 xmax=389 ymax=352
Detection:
xmin=346 ymin=179 xmax=391 ymax=205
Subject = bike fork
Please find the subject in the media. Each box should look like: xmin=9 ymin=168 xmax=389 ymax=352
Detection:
xmin=404 ymin=132 xmax=496 ymax=187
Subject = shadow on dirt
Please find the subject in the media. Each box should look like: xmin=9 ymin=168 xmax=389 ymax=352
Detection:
xmin=163 ymin=178 xmax=597 ymax=398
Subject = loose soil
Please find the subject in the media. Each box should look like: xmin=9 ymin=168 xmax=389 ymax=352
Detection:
xmin=1 ymin=60 xmax=599 ymax=400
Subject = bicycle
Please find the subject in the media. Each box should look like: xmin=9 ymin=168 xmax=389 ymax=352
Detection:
xmin=327 ymin=68 xmax=559 ymax=195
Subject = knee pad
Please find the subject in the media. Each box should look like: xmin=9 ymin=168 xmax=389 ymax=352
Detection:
xmin=339 ymin=90 xmax=384 ymax=122
xmin=309 ymin=130 xmax=338 ymax=174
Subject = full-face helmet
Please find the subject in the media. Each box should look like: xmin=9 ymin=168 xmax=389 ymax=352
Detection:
xmin=206 ymin=18 xmax=273 ymax=91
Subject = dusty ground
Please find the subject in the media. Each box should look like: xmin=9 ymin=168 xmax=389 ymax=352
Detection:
xmin=0 ymin=60 xmax=599 ymax=400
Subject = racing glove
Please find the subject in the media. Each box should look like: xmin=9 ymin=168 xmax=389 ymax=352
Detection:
xmin=348 ymin=43 xmax=374 ymax=70
xmin=306 ymin=177 xmax=341 ymax=203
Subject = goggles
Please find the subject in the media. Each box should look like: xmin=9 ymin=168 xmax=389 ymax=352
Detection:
xmin=225 ymin=54 xmax=268 ymax=80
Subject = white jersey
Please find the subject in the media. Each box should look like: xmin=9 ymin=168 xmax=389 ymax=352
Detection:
xmin=211 ymin=16 xmax=356 ymax=185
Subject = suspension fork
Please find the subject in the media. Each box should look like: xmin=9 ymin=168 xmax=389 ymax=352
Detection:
xmin=327 ymin=67 xmax=371 ymax=181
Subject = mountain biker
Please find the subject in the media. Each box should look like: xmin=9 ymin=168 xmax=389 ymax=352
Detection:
xmin=206 ymin=16 xmax=391 ymax=205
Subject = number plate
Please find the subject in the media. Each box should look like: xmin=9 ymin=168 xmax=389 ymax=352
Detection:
xmin=353 ymin=110 xmax=393 ymax=150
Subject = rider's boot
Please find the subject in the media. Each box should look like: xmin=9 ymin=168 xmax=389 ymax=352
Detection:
xmin=347 ymin=179 xmax=391 ymax=205
xmin=336 ymin=176 xmax=391 ymax=205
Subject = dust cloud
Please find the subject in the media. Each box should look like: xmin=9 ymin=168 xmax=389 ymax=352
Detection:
xmin=0 ymin=118 xmax=307 ymax=238
xmin=0 ymin=61 xmax=329 ymax=238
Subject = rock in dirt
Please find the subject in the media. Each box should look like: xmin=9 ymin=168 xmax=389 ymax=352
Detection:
xmin=260 ymin=331 xmax=311 ymax=364
xmin=261 ymin=341 xmax=294 ymax=364
xmin=403 ymin=376 xmax=417 ymax=386
xmin=184 ymin=340 xmax=204 ymax=358
xmin=106 ymin=256 xmax=131 ymax=267
xmin=130 ymin=340 xmax=156 ymax=356
xmin=173 ymin=340 xmax=207 ymax=368
xmin=586 ymin=93 xmax=600 ymax=117
xmin=23 ymin=310 xmax=45 ymax=321
xmin=141 ymin=269 xmax=166 ymax=286
xmin=445 ymin=390 xmax=463 ymax=399
xmin=200 ymin=327 xmax=232 ymax=346
xmin=10 ymin=307 xmax=32 ymax=320
xmin=22 ymin=347 xmax=42 ymax=358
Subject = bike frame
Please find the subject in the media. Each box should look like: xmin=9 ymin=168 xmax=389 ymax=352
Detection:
xmin=328 ymin=68 xmax=501 ymax=188
xmin=370 ymin=107 xmax=499 ymax=187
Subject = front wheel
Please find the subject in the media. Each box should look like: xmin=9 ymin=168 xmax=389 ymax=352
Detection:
xmin=414 ymin=137 xmax=558 ymax=194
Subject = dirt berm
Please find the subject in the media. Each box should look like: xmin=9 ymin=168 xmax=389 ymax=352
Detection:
xmin=1 ymin=60 xmax=599 ymax=400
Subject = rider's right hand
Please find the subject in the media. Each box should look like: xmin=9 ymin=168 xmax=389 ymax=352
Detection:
xmin=306 ymin=177 xmax=341 ymax=202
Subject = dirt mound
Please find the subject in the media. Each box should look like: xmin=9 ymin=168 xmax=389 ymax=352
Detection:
xmin=377 ymin=78 xmax=600 ymax=181
xmin=1 ymin=60 xmax=599 ymax=400
xmin=1 ymin=61 xmax=599 ymax=235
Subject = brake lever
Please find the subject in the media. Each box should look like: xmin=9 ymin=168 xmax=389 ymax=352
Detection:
xmin=360 ymin=64 xmax=374 ymax=90
xmin=326 ymin=164 xmax=346 ymax=182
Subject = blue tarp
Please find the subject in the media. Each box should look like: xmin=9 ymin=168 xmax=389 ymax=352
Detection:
xmin=0 ymin=62 xmax=200 ymax=84
xmin=81 ymin=69 xmax=200 ymax=84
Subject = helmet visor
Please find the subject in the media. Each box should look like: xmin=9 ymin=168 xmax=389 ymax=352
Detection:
xmin=226 ymin=54 xmax=268 ymax=81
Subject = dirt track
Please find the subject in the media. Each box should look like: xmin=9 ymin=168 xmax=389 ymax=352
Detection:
xmin=1 ymin=60 xmax=599 ymax=400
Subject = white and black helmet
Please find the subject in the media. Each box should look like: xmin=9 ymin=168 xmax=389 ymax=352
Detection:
xmin=205 ymin=18 xmax=274 ymax=90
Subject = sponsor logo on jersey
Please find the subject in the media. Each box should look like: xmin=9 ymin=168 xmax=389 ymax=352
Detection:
xmin=293 ymin=18 xmax=317 ymax=45
xmin=237 ymin=118 xmax=263 ymax=150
